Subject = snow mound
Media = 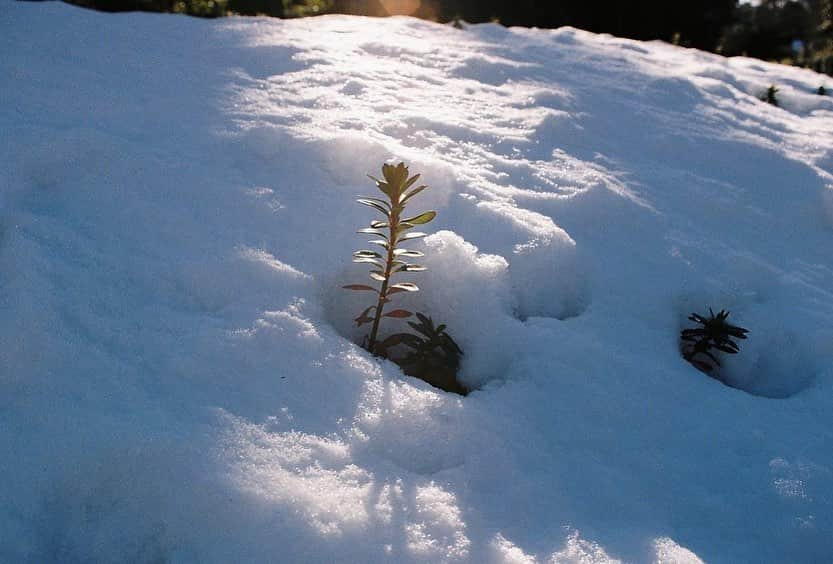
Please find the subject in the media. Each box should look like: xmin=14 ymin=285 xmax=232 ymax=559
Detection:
xmin=2 ymin=3 xmax=833 ymax=562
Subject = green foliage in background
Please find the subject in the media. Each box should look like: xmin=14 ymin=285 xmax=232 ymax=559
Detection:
xmin=173 ymin=0 xmax=227 ymax=17
xmin=720 ymin=0 xmax=833 ymax=76
xmin=282 ymin=0 xmax=331 ymax=17
xmin=61 ymin=0 xmax=331 ymax=18
xmin=53 ymin=0 xmax=833 ymax=76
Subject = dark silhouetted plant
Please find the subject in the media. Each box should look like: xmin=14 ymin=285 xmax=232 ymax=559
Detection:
xmin=680 ymin=308 xmax=749 ymax=375
xmin=818 ymin=85 xmax=827 ymax=96
xmin=762 ymin=84 xmax=779 ymax=106
xmin=344 ymin=163 xmax=466 ymax=394
xmin=382 ymin=313 xmax=466 ymax=395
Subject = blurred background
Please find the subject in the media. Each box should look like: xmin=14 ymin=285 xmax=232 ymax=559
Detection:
xmin=47 ymin=0 xmax=833 ymax=75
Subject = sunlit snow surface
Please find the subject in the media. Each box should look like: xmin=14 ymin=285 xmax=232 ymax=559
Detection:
xmin=2 ymin=3 xmax=833 ymax=562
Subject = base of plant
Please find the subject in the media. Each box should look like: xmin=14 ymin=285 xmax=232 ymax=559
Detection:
xmin=376 ymin=313 xmax=467 ymax=396
xmin=681 ymin=343 xmax=727 ymax=381
xmin=396 ymin=357 xmax=468 ymax=395
xmin=680 ymin=349 xmax=742 ymax=392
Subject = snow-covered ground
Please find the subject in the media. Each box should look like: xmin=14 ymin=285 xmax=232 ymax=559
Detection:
xmin=2 ymin=3 xmax=833 ymax=562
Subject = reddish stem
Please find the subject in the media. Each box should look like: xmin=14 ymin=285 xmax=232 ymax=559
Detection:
xmin=367 ymin=206 xmax=400 ymax=355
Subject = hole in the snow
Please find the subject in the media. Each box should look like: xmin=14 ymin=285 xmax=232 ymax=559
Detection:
xmin=320 ymin=160 xmax=485 ymax=396
xmin=324 ymin=222 xmax=525 ymax=396
xmin=678 ymin=307 xmax=818 ymax=399
xmin=722 ymin=332 xmax=819 ymax=398
xmin=508 ymin=237 xmax=591 ymax=322
xmin=324 ymin=264 xmax=469 ymax=396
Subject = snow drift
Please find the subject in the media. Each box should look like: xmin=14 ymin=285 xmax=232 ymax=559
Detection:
xmin=2 ymin=3 xmax=833 ymax=562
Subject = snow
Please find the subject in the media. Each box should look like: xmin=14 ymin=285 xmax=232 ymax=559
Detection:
xmin=2 ymin=2 xmax=833 ymax=562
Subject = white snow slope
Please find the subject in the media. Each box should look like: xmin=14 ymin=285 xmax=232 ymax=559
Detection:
xmin=2 ymin=3 xmax=833 ymax=562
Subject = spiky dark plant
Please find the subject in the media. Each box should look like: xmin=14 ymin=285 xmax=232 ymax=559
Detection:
xmin=381 ymin=313 xmax=466 ymax=395
xmin=680 ymin=308 xmax=749 ymax=374
xmin=762 ymin=84 xmax=779 ymax=106
xmin=344 ymin=162 xmax=436 ymax=355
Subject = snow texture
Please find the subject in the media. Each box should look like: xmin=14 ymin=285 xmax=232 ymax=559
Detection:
xmin=2 ymin=3 xmax=833 ymax=562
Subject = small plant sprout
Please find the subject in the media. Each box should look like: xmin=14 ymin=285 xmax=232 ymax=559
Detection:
xmin=762 ymin=84 xmax=779 ymax=106
xmin=680 ymin=308 xmax=749 ymax=375
xmin=344 ymin=162 xmax=436 ymax=355
xmin=344 ymin=163 xmax=467 ymax=394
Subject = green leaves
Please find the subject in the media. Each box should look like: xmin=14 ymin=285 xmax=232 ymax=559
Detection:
xmin=403 ymin=173 xmax=421 ymax=190
xmin=401 ymin=185 xmax=426 ymax=204
xmin=396 ymin=264 xmax=426 ymax=273
xmin=399 ymin=231 xmax=427 ymax=242
xmin=388 ymin=282 xmax=419 ymax=293
xmin=353 ymin=250 xmax=381 ymax=259
xmin=343 ymin=163 xmax=465 ymax=394
xmin=368 ymin=174 xmax=391 ymax=198
xmin=370 ymin=163 xmax=427 ymax=206
xmin=367 ymin=239 xmax=389 ymax=250
xmin=346 ymin=161 xmax=441 ymax=357
xmin=354 ymin=305 xmax=376 ymax=327
xmin=381 ymin=162 xmax=410 ymax=193
xmin=343 ymin=284 xmax=377 ymax=292
xmin=681 ymin=308 xmax=749 ymax=377
xmin=395 ymin=222 xmax=415 ymax=236
xmin=395 ymin=312 xmax=466 ymax=395
xmin=357 ymin=198 xmax=391 ymax=216
xmin=376 ymin=332 xmax=421 ymax=351
xmin=402 ymin=211 xmax=436 ymax=225
xmin=357 ymin=228 xmax=388 ymax=238
xmin=393 ymin=249 xmax=424 ymax=258
xmin=353 ymin=257 xmax=384 ymax=267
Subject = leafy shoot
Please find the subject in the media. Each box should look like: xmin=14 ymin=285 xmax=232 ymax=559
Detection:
xmin=680 ymin=308 xmax=749 ymax=376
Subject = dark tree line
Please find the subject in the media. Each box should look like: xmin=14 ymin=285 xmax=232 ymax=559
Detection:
xmin=329 ymin=1 xmax=735 ymax=51
xmin=51 ymin=0 xmax=833 ymax=75
xmin=720 ymin=0 xmax=833 ymax=74
xmin=428 ymin=1 xmax=735 ymax=51
xmin=56 ymin=0 xmax=331 ymax=17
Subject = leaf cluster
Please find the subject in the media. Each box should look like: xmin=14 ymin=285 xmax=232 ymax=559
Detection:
xmin=379 ymin=313 xmax=467 ymax=395
xmin=680 ymin=308 xmax=749 ymax=374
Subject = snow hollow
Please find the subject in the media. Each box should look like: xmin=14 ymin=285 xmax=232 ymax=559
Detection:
xmin=2 ymin=2 xmax=833 ymax=562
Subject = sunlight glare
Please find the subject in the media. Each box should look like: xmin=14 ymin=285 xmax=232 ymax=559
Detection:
xmin=379 ymin=0 xmax=420 ymax=16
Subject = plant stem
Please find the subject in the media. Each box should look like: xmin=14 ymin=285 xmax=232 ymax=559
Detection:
xmin=367 ymin=208 xmax=399 ymax=354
